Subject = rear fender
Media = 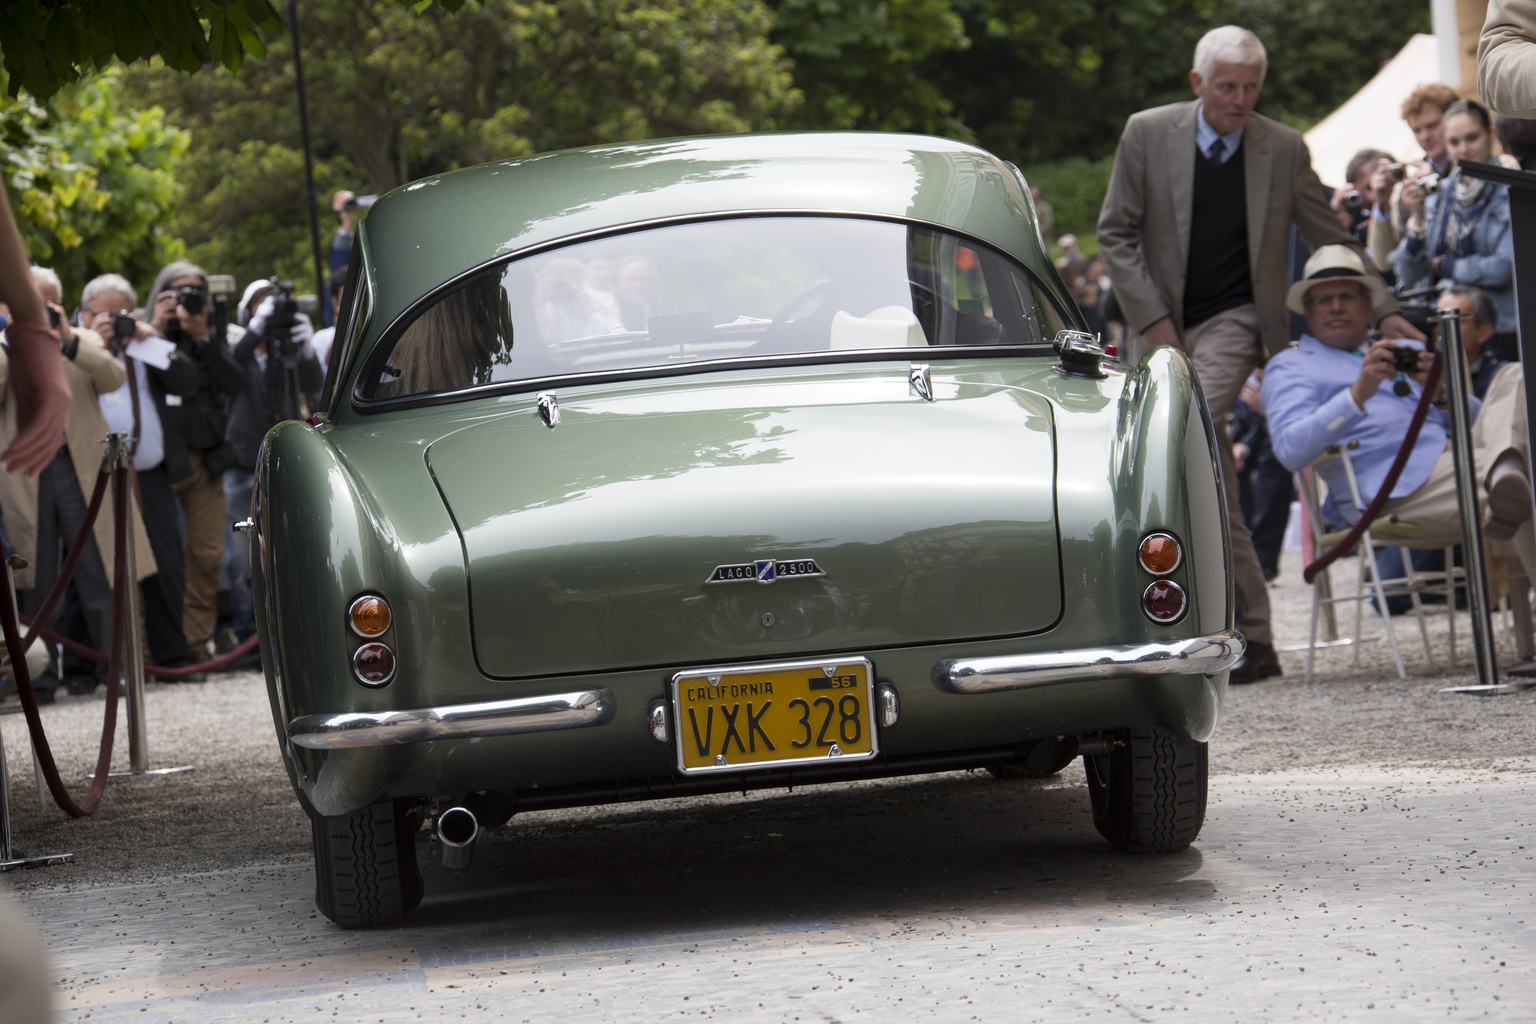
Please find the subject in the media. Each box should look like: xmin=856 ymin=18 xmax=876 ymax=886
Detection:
xmin=253 ymin=420 xmax=471 ymax=813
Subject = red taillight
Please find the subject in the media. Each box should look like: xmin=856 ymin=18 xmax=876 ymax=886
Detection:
xmin=352 ymin=642 xmax=396 ymax=686
xmin=1142 ymin=580 xmax=1187 ymax=624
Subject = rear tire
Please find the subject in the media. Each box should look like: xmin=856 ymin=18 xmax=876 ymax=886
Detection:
xmin=312 ymin=798 xmax=424 ymax=927
xmin=1084 ymin=727 xmax=1207 ymax=853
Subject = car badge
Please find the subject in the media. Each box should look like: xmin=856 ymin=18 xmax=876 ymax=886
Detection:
xmin=705 ymin=557 xmax=826 ymax=585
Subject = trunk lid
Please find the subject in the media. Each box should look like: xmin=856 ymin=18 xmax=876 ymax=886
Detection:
xmin=426 ymin=365 xmax=1061 ymax=678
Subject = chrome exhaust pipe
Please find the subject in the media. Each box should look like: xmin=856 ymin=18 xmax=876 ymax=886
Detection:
xmin=436 ymin=806 xmax=479 ymax=871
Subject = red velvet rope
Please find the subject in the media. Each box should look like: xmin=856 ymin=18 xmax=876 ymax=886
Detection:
xmin=18 ymin=464 xmax=110 ymax=652
xmin=1302 ymin=353 xmax=1444 ymax=584
xmin=0 ymin=465 xmax=128 ymax=817
xmin=18 ymin=618 xmax=258 ymax=676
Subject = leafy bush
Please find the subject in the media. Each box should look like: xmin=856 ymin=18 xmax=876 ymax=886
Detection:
xmin=1017 ymin=156 xmax=1115 ymax=240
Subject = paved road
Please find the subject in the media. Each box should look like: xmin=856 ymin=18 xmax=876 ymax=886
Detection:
xmin=4 ymin=559 xmax=1536 ymax=1021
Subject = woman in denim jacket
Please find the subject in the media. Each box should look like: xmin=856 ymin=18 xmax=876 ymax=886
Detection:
xmin=1391 ymin=99 xmax=1518 ymax=360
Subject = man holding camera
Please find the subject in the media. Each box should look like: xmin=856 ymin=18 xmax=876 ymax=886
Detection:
xmin=1097 ymin=25 xmax=1420 ymax=684
xmin=1366 ymin=84 xmax=1460 ymax=273
xmin=222 ymin=280 xmax=323 ymax=646
xmin=0 ymin=268 xmax=156 ymax=700
xmin=1264 ymin=245 xmax=1535 ymax=571
xmin=79 ymin=273 xmax=200 ymax=673
xmin=144 ymin=262 xmax=244 ymax=663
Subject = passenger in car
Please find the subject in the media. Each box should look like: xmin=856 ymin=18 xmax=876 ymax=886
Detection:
xmin=386 ymin=281 xmax=506 ymax=396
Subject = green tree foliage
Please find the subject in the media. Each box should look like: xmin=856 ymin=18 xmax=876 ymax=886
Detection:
xmin=0 ymin=69 xmax=188 ymax=304
xmin=0 ymin=0 xmax=284 ymax=101
xmin=127 ymin=0 xmax=799 ymax=287
xmin=768 ymin=0 xmax=970 ymax=135
xmin=1222 ymin=0 xmax=1434 ymax=130
xmin=933 ymin=0 xmax=1431 ymax=167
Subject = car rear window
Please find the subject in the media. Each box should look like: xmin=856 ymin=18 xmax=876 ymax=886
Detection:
xmin=358 ymin=216 xmax=1067 ymax=402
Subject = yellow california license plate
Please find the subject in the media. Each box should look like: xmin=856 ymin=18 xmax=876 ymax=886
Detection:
xmin=670 ymin=657 xmax=878 ymax=774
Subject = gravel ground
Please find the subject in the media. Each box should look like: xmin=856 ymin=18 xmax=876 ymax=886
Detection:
xmin=2 ymin=551 xmax=1535 ymax=894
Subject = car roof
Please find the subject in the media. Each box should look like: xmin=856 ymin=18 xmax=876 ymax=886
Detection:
xmin=355 ymin=132 xmax=1058 ymax=336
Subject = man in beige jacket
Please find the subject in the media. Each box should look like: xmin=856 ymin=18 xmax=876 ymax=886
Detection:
xmin=0 ymin=267 xmax=156 ymax=700
xmin=1097 ymin=25 xmax=1422 ymax=683
xmin=1481 ymin=0 xmax=1536 ymax=117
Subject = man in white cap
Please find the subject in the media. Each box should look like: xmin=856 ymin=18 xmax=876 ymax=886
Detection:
xmin=1263 ymin=244 xmax=1533 ymax=570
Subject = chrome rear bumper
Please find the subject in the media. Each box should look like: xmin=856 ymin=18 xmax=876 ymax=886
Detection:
xmin=935 ymin=630 xmax=1243 ymax=694
xmin=287 ymin=689 xmax=614 ymax=750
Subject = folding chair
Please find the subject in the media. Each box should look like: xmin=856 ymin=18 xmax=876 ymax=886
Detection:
xmin=1294 ymin=441 xmax=1463 ymax=681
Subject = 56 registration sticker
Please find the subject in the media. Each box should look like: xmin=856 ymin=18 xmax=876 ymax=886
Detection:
xmin=669 ymin=657 xmax=878 ymax=774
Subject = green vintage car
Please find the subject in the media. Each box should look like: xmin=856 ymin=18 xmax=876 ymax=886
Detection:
xmin=252 ymin=132 xmax=1241 ymax=927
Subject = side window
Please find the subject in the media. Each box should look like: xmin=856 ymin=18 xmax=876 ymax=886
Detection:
xmin=321 ymin=259 xmax=371 ymax=408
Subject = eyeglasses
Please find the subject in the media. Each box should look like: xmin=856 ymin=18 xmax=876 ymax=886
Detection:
xmin=1305 ymin=289 xmax=1368 ymax=308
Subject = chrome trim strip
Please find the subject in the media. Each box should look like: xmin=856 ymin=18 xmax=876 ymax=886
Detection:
xmin=287 ymin=689 xmax=615 ymax=749
xmin=935 ymin=630 xmax=1244 ymax=694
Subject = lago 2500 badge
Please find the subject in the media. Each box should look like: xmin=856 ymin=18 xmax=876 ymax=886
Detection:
xmin=705 ymin=558 xmax=826 ymax=585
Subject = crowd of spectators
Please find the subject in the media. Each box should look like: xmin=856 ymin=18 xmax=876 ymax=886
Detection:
xmin=0 ymin=194 xmax=345 ymax=702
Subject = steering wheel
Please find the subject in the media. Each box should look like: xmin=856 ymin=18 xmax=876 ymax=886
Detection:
xmin=766 ymin=279 xmax=834 ymax=331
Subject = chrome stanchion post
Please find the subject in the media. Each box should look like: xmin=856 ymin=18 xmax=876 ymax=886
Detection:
xmin=98 ymin=433 xmax=194 ymax=778
xmin=120 ymin=460 xmax=149 ymax=774
xmin=1434 ymin=311 xmax=1536 ymax=694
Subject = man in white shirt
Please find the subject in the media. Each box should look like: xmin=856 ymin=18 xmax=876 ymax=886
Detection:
xmin=79 ymin=273 xmax=200 ymax=671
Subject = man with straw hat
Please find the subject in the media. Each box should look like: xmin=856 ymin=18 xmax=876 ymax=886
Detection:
xmin=1262 ymin=244 xmax=1535 ymax=572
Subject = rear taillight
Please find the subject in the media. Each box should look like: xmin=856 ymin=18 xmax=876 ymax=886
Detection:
xmin=1142 ymin=580 xmax=1187 ymax=624
xmin=1138 ymin=532 xmax=1183 ymax=575
xmin=348 ymin=595 xmax=391 ymax=637
xmin=352 ymin=642 xmax=396 ymax=686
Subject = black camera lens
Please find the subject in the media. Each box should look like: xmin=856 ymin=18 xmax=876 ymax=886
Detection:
xmin=1392 ymin=346 xmax=1421 ymax=374
xmin=175 ymin=284 xmax=207 ymax=317
xmin=1342 ymin=190 xmax=1365 ymax=213
xmin=112 ymin=313 xmax=136 ymax=341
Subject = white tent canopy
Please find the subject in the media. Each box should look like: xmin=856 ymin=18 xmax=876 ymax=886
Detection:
xmin=1302 ymin=34 xmax=1443 ymax=188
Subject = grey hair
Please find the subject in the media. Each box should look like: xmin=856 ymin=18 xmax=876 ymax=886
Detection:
xmin=29 ymin=265 xmax=61 ymax=297
xmin=81 ymin=273 xmax=138 ymax=311
xmin=1445 ymin=285 xmax=1499 ymax=328
xmin=1193 ymin=25 xmax=1267 ymax=84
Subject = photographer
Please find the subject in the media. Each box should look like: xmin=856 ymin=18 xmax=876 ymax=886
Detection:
xmin=79 ymin=273 xmax=200 ymax=674
xmin=1389 ymin=100 xmax=1519 ymax=363
xmin=1366 ymin=84 xmax=1460 ymax=273
xmin=1331 ymin=149 xmax=1392 ymax=244
xmin=222 ymin=280 xmax=323 ymax=646
xmin=1268 ymin=247 xmax=1534 ymax=570
xmin=143 ymin=262 xmax=244 ymax=662
xmin=0 ymin=267 xmax=154 ymax=701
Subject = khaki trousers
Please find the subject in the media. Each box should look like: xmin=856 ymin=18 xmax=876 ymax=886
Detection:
xmin=1181 ymin=304 xmax=1272 ymax=645
xmin=1382 ymin=362 xmax=1536 ymax=575
xmin=172 ymin=448 xmax=226 ymax=652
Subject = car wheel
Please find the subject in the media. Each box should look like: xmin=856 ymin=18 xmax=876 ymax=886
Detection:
xmin=312 ymin=798 xmax=424 ymax=927
xmin=1083 ymin=727 xmax=1207 ymax=854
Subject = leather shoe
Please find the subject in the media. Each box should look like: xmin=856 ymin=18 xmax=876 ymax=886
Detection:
xmin=1229 ymin=640 xmax=1282 ymax=685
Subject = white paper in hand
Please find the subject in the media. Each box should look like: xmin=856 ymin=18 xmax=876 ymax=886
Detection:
xmin=126 ymin=335 xmax=175 ymax=370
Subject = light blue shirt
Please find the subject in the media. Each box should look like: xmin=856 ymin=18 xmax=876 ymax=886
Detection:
xmin=1262 ymin=334 xmax=1477 ymax=525
xmin=1195 ymin=103 xmax=1244 ymax=164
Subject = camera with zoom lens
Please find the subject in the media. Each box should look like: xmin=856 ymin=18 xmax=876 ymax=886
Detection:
xmin=1417 ymin=173 xmax=1442 ymax=195
xmin=1341 ymin=190 xmax=1365 ymax=214
xmin=343 ymin=194 xmax=378 ymax=213
xmin=175 ymin=284 xmax=207 ymax=317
